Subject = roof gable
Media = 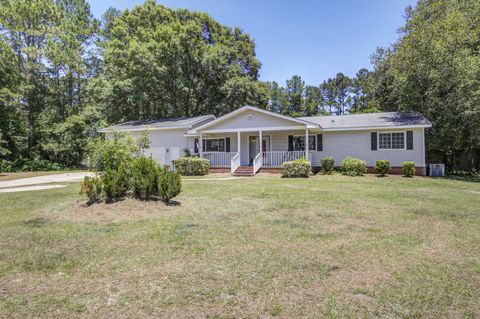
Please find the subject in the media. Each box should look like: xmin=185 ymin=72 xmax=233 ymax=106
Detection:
xmin=192 ymin=106 xmax=317 ymax=132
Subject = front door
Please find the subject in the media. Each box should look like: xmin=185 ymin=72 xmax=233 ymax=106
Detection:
xmin=248 ymin=136 xmax=270 ymax=165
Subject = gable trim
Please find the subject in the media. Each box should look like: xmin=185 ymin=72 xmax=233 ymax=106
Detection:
xmin=192 ymin=106 xmax=319 ymax=132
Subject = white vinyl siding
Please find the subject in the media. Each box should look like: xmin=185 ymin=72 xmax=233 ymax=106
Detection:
xmin=310 ymin=128 xmax=425 ymax=167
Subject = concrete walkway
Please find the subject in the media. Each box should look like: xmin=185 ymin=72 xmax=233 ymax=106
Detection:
xmin=0 ymin=172 xmax=93 ymax=189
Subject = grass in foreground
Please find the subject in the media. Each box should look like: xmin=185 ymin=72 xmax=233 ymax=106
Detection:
xmin=0 ymin=174 xmax=479 ymax=318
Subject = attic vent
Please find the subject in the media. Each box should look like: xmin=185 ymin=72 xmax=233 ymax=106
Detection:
xmin=331 ymin=119 xmax=335 ymax=123
xmin=246 ymin=114 xmax=255 ymax=122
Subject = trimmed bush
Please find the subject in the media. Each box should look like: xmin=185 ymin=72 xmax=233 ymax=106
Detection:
xmin=320 ymin=157 xmax=335 ymax=174
xmin=158 ymin=170 xmax=182 ymax=203
xmin=80 ymin=175 xmax=103 ymax=203
xmin=402 ymin=161 xmax=416 ymax=177
xmin=102 ymin=164 xmax=129 ymax=202
xmin=375 ymin=159 xmax=391 ymax=176
xmin=174 ymin=157 xmax=210 ymax=176
xmin=341 ymin=156 xmax=367 ymax=176
xmin=130 ymin=156 xmax=160 ymax=199
xmin=282 ymin=158 xmax=312 ymax=178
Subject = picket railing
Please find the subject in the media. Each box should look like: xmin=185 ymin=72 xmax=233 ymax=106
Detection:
xmin=230 ymin=153 xmax=240 ymax=173
xmin=262 ymin=151 xmax=312 ymax=167
xmin=253 ymin=152 xmax=263 ymax=174
xmin=202 ymin=152 xmax=238 ymax=167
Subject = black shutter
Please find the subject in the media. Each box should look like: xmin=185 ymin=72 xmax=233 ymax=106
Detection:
xmin=371 ymin=132 xmax=377 ymax=151
xmin=288 ymin=135 xmax=294 ymax=151
xmin=194 ymin=138 xmax=199 ymax=153
xmin=202 ymin=139 xmax=206 ymax=152
xmin=317 ymin=134 xmax=323 ymax=151
xmin=406 ymin=131 xmax=413 ymax=150
xmin=225 ymin=137 xmax=230 ymax=152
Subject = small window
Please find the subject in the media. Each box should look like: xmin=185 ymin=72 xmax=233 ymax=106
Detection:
xmin=378 ymin=132 xmax=405 ymax=150
xmin=293 ymin=136 xmax=316 ymax=151
xmin=205 ymin=138 xmax=225 ymax=152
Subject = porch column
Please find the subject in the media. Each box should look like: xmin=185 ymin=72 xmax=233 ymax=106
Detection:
xmin=305 ymin=128 xmax=309 ymax=160
xmin=199 ymin=133 xmax=203 ymax=157
xmin=237 ymin=131 xmax=241 ymax=153
xmin=259 ymin=130 xmax=263 ymax=155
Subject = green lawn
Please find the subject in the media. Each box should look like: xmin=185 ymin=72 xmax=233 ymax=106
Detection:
xmin=0 ymin=174 xmax=479 ymax=318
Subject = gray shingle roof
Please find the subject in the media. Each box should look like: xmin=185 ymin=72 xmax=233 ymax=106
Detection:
xmin=299 ymin=112 xmax=431 ymax=130
xmin=99 ymin=115 xmax=215 ymax=133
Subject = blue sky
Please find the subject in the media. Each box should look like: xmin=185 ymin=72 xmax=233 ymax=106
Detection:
xmin=89 ymin=0 xmax=416 ymax=85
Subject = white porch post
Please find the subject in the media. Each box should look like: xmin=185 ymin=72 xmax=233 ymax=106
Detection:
xmin=305 ymin=128 xmax=309 ymax=160
xmin=199 ymin=133 xmax=203 ymax=157
xmin=237 ymin=131 xmax=241 ymax=153
xmin=259 ymin=130 xmax=263 ymax=155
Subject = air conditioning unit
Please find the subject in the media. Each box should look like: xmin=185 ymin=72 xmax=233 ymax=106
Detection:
xmin=428 ymin=164 xmax=445 ymax=177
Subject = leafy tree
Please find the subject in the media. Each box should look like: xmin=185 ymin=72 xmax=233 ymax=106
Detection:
xmin=370 ymin=0 xmax=480 ymax=169
xmin=320 ymin=73 xmax=353 ymax=115
xmin=99 ymin=0 xmax=265 ymax=122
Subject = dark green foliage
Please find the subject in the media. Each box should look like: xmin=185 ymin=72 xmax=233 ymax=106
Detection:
xmin=174 ymin=157 xmax=210 ymax=176
xmin=102 ymin=164 xmax=128 ymax=202
xmin=320 ymin=157 xmax=335 ymax=174
xmin=80 ymin=175 xmax=103 ymax=203
xmin=130 ymin=156 xmax=160 ymax=200
xmin=281 ymin=158 xmax=312 ymax=178
xmin=341 ymin=157 xmax=367 ymax=176
xmin=375 ymin=159 xmax=391 ymax=176
xmin=369 ymin=0 xmax=480 ymax=171
xmin=402 ymin=162 xmax=416 ymax=177
xmin=157 ymin=170 xmax=182 ymax=203
xmin=99 ymin=1 xmax=267 ymax=122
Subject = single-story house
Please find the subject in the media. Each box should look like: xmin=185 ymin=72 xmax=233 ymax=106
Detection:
xmin=99 ymin=105 xmax=432 ymax=175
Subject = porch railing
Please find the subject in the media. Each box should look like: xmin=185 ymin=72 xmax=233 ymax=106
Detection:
xmin=253 ymin=152 xmax=263 ymax=174
xmin=231 ymin=153 xmax=240 ymax=173
xmin=262 ymin=151 xmax=313 ymax=167
xmin=202 ymin=152 xmax=238 ymax=167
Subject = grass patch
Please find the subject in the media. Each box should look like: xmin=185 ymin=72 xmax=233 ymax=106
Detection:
xmin=0 ymin=174 xmax=479 ymax=317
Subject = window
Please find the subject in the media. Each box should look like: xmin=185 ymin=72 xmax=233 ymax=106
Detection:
xmin=293 ymin=136 xmax=316 ymax=151
xmin=378 ymin=132 xmax=405 ymax=150
xmin=205 ymin=138 xmax=225 ymax=152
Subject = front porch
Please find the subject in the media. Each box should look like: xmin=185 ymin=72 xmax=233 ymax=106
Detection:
xmin=198 ymin=130 xmax=316 ymax=175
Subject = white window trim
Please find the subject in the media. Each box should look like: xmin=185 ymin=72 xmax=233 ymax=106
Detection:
xmin=203 ymin=137 xmax=227 ymax=152
xmin=293 ymin=134 xmax=316 ymax=151
xmin=378 ymin=131 xmax=406 ymax=151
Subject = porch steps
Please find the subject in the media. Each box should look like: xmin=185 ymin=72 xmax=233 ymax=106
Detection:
xmin=232 ymin=166 xmax=254 ymax=177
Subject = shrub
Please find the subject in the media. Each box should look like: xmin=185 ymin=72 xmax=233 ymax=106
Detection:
xmin=158 ymin=169 xmax=182 ymax=203
xmin=130 ymin=156 xmax=160 ymax=199
xmin=89 ymin=131 xmax=137 ymax=171
xmin=80 ymin=175 xmax=103 ymax=203
xmin=282 ymin=158 xmax=312 ymax=178
xmin=102 ymin=164 xmax=129 ymax=202
xmin=341 ymin=156 xmax=367 ymax=176
xmin=402 ymin=161 xmax=416 ymax=177
xmin=375 ymin=159 xmax=391 ymax=176
xmin=174 ymin=157 xmax=210 ymax=176
xmin=320 ymin=157 xmax=335 ymax=174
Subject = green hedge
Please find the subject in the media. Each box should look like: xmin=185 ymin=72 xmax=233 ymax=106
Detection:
xmin=341 ymin=156 xmax=367 ymax=176
xmin=282 ymin=158 xmax=312 ymax=178
xmin=174 ymin=157 xmax=210 ymax=176
xmin=320 ymin=157 xmax=335 ymax=174
xmin=402 ymin=161 xmax=416 ymax=177
xmin=375 ymin=159 xmax=391 ymax=176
